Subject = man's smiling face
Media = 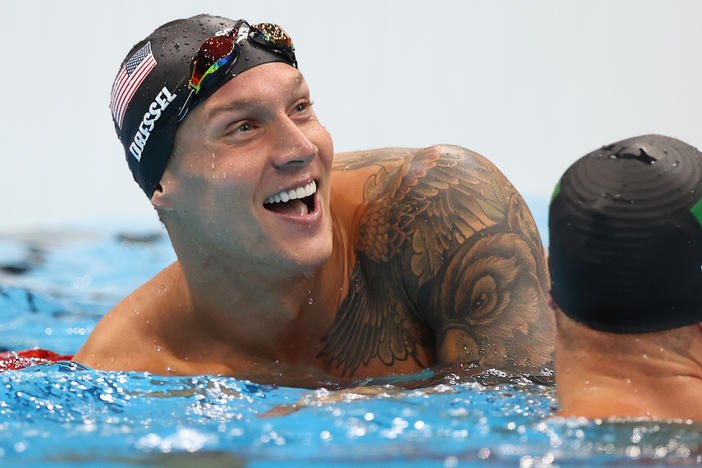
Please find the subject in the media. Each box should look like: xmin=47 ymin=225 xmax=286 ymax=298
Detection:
xmin=154 ymin=62 xmax=335 ymax=275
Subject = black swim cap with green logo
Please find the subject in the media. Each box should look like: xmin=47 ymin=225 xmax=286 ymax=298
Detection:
xmin=549 ymin=134 xmax=702 ymax=333
xmin=109 ymin=14 xmax=298 ymax=198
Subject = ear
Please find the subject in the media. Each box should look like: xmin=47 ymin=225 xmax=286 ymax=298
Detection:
xmin=150 ymin=183 xmax=173 ymax=211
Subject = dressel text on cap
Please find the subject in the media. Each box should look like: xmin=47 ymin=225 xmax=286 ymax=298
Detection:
xmin=129 ymin=86 xmax=177 ymax=161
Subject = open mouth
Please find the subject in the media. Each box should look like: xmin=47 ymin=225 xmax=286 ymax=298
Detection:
xmin=263 ymin=180 xmax=318 ymax=217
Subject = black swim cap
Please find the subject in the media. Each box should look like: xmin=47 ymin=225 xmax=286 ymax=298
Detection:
xmin=109 ymin=15 xmax=298 ymax=198
xmin=549 ymin=134 xmax=702 ymax=333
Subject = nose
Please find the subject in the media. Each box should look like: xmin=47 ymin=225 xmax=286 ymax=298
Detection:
xmin=270 ymin=114 xmax=318 ymax=170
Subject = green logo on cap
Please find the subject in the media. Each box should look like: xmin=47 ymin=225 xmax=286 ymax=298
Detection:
xmin=550 ymin=180 xmax=561 ymax=203
xmin=690 ymin=197 xmax=702 ymax=228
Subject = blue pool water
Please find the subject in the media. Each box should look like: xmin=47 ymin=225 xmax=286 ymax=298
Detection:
xmin=0 ymin=203 xmax=700 ymax=467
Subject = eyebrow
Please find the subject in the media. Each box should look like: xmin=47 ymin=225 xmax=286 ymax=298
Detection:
xmin=206 ymin=99 xmax=261 ymax=122
xmin=205 ymin=73 xmax=305 ymax=122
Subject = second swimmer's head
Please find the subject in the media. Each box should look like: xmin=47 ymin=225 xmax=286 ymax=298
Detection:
xmin=549 ymin=134 xmax=702 ymax=333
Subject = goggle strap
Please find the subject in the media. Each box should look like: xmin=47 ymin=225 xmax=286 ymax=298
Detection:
xmin=177 ymin=89 xmax=196 ymax=122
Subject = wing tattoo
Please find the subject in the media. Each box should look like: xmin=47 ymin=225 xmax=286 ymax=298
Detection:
xmin=319 ymin=145 xmax=511 ymax=376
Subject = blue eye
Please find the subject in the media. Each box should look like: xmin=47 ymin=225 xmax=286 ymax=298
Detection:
xmin=295 ymin=101 xmax=312 ymax=113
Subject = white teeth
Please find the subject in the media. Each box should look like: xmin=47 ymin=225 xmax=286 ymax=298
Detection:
xmin=265 ymin=181 xmax=317 ymax=205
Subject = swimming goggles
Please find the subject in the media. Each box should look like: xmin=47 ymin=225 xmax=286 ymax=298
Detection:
xmin=177 ymin=22 xmax=296 ymax=122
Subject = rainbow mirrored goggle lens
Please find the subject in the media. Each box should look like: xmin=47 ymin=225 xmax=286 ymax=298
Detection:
xmin=251 ymin=23 xmax=293 ymax=48
xmin=176 ymin=23 xmax=294 ymax=122
xmin=188 ymin=23 xmax=294 ymax=92
xmin=188 ymin=29 xmax=238 ymax=93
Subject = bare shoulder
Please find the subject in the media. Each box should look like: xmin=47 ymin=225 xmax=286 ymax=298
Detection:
xmin=331 ymin=144 xmax=523 ymax=266
xmin=320 ymin=144 xmax=554 ymax=375
xmin=73 ymin=262 xmax=188 ymax=371
xmin=330 ymin=145 xmax=508 ymax=209
xmin=333 ymin=144 xmax=545 ymax=296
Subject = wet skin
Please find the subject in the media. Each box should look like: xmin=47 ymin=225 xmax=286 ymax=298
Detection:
xmin=153 ymin=65 xmax=334 ymax=277
xmin=74 ymin=63 xmax=554 ymax=383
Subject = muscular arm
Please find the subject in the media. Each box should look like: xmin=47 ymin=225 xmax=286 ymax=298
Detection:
xmin=414 ymin=148 xmax=554 ymax=371
xmin=319 ymin=145 xmax=554 ymax=376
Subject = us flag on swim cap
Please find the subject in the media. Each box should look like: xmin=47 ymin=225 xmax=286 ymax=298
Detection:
xmin=110 ymin=42 xmax=157 ymax=129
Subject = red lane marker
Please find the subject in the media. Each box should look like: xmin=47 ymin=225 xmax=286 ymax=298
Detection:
xmin=0 ymin=349 xmax=74 ymax=371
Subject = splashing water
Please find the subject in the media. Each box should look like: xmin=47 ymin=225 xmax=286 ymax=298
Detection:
xmin=0 ymin=218 xmax=700 ymax=467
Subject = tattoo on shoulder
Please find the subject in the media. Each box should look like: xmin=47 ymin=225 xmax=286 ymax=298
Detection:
xmin=318 ymin=145 xmax=554 ymax=376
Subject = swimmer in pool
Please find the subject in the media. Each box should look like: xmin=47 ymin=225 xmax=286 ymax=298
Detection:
xmin=74 ymin=14 xmax=554 ymax=382
xmin=549 ymin=135 xmax=702 ymax=420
